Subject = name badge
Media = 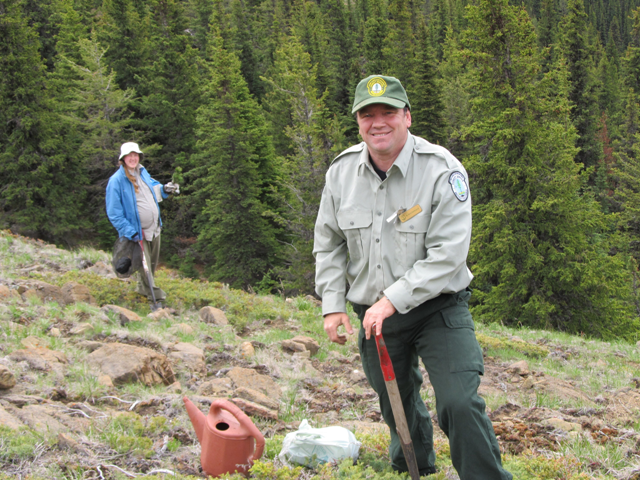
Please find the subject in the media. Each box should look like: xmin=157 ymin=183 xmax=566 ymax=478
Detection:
xmin=398 ymin=205 xmax=422 ymax=223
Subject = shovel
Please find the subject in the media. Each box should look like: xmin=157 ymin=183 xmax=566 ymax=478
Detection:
xmin=375 ymin=332 xmax=421 ymax=480
xmin=138 ymin=234 xmax=160 ymax=311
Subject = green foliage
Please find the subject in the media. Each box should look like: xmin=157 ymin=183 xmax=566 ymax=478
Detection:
xmin=188 ymin=7 xmax=284 ymax=289
xmin=248 ymin=460 xmax=304 ymax=480
xmin=0 ymin=0 xmax=89 ymax=243
xmin=0 ymin=427 xmax=48 ymax=462
xmin=560 ymin=0 xmax=603 ymax=171
xmin=100 ymin=412 xmax=155 ymax=458
xmin=262 ymin=34 xmax=345 ymax=295
xmin=461 ymin=0 xmax=638 ymax=339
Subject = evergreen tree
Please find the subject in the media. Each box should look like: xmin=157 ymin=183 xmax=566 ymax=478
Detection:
xmin=97 ymin=0 xmax=150 ymax=92
xmin=189 ymin=17 xmax=284 ymax=288
xmin=361 ymin=0 xmax=389 ymax=75
xmin=408 ymin=20 xmax=447 ymax=144
xmin=55 ymin=31 xmax=136 ymax=247
xmin=0 ymin=0 xmax=89 ymax=242
xmin=560 ymin=0 xmax=603 ymax=171
xmin=429 ymin=0 xmax=450 ymax=60
xmin=439 ymin=26 xmax=472 ymax=156
xmin=383 ymin=0 xmax=415 ymax=84
xmin=135 ymin=0 xmax=200 ymax=176
xmin=462 ymin=0 xmax=636 ymax=339
xmin=262 ymin=35 xmax=345 ymax=294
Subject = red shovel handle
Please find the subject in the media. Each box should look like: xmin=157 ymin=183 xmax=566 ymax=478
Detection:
xmin=375 ymin=333 xmax=396 ymax=381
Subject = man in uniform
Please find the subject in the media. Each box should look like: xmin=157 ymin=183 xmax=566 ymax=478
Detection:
xmin=313 ymin=75 xmax=512 ymax=479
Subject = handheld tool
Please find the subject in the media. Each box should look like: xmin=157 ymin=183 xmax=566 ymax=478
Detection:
xmin=375 ymin=332 xmax=421 ymax=480
xmin=139 ymin=233 xmax=160 ymax=311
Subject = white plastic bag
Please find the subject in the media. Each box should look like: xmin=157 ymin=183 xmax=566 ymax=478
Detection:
xmin=278 ymin=419 xmax=362 ymax=468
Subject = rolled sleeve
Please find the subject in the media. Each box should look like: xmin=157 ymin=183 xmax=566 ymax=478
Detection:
xmin=313 ymin=184 xmax=349 ymax=315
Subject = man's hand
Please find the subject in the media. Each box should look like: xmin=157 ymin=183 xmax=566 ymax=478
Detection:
xmin=324 ymin=312 xmax=354 ymax=345
xmin=363 ymin=296 xmax=397 ymax=340
xmin=164 ymin=182 xmax=180 ymax=194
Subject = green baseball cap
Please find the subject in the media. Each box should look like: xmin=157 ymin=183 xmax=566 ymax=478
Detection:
xmin=352 ymin=75 xmax=411 ymax=113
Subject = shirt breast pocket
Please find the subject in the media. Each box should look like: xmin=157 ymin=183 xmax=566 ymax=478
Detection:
xmin=337 ymin=209 xmax=373 ymax=261
xmin=394 ymin=212 xmax=430 ymax=269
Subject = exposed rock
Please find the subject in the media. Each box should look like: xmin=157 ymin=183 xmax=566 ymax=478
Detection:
xmin=349 ymin=369 xmax=368 ymax=384
xmin=86 ymin=343 xmax=176 ymax=386
xmin=0 ymin=285 xmax=19 ymax=300
xmin=13 ymin=405 xmax=70 ymax=435
xmin=22 ymin=281 xmax=66 ymax=305
xmin=50 ymin=328 xmax=61 ymax=337
xmin=21 ymin=336 xmax=48 ymax=349
xmin=196 ymin=378 xmax=233 ymax=397
xmin=282 ymin=339 xmax=306 ymax=353
xmin=101 ymin=305 xmax=141 ymax=324
xmin=0 ymin=404 xmax=23 ymax=430
xmin=293 ymin=350 xmax=311 ymax=359
xmin=234 ymin=386 xmax=279 ymax=411
xmin=148 ymin=308 xmax=172 ymax=321
xmin=167 ymin=381 xmax=182 ymax=394
xmin=544 ymin=417 xmax=582 ymax=432
xmin=168 ymin=343 xmax=206 ymax=375
xmin=57 ymin=433 xmax=82 ymax=452
xmin=521 ymin=377 xmax=536 ymax=389
xmin=75 ymin=340 xmax=105 ymax=353
xmin=304 ymin=295 xmax=322 ymax=307
xmin=70 ymin=323 xmax=94 ymax=335
xmin=0 ymin=365 xmax=16 ymax=389
xmin=291 ymin=336 xmax=320 ymax=356
xmin=227 ymin=367 xmax=282 ymax=400
xmin=507 ymin=360 xmax=530 ymax=376
xmin=199 ymin=306 xmax=228 ymax=325
xmin=240 ymin=342 xmax=255 ymax=359
xmin=169 ymin=323 xmax=195 ymax=335
xmin=62 ymin=282 xmax=97 ymax=306
xmin=98 ymin=375 xmax=114 ymax=388
xmin=9 ymin=347 xmax=68 ymax=371
xmin=87 ymin=261 xmax=115 ymax=278
xmin=230 ymin=397 xmax=278 ymax=421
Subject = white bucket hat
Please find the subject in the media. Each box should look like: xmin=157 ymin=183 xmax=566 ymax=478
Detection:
xmin=119 ymin=142 xmax=143 ymax=160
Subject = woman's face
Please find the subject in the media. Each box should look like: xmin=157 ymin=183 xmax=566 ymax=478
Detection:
xmin=123 ymin=152 xmax=140 ymax=170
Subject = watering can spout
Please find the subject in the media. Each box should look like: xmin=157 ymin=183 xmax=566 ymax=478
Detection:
xmin=183 ymin=396 xmax=206 ymax=443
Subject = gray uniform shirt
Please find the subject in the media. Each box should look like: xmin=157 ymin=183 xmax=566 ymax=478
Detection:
xmin=132 ymin=166 xmax=161 ymax=240
xmin=313 ymin=133 xmax=474 ymax=316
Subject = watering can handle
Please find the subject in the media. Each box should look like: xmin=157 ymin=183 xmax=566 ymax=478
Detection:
xmin=210 ymin=400 xmax=265 ymax=461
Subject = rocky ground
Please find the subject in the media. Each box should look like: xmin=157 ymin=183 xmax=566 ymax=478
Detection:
xmin=1 ymin=230 xmax=640 ymax=479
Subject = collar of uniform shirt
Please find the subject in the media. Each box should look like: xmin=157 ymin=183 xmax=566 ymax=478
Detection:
xmin=356 ymin=133 xmax=415 ymax=179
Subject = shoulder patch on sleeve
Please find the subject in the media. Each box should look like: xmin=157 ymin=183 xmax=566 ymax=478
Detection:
xmin=449 ymin=171 xmax=469 ymax=202
xmin=330 ymin=142 xmax=365 ymax=166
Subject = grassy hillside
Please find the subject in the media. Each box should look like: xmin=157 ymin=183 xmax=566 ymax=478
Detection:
xmin=0 ymin=230 xmax=639 ymax=479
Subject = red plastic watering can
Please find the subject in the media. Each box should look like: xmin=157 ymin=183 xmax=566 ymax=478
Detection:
xmin=183 ymin=397 xmax=265 ymax=477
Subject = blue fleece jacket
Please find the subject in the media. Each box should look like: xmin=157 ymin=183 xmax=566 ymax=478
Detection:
xmin=106 ymin=165 xmax=168 ymax=240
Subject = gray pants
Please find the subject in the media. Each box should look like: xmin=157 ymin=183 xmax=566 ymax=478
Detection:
xmin=135 ymin=234 xmax=166 ymax=301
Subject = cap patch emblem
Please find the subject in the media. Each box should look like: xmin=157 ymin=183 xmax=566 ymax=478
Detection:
xmin=449 ymin=172 xmax=468 ymax=202
xmin=367 ymin=77 xmax=387 ymax=97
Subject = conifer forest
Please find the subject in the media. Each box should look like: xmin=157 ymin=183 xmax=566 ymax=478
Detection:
xmin=2 ymin=0 xmax=640 ymax=341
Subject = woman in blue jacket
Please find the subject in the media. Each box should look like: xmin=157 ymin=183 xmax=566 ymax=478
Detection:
xmin=106 ymin=142 xmax=179 ymax=308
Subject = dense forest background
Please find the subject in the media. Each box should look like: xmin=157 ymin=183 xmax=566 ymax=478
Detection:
xmin=2 ymin=0 xmax=640 ymax=340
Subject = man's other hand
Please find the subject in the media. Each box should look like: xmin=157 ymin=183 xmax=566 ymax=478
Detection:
xmin=324 ymin=312 xmax=354 ymax=345
xmin=363 ymin=296 xmax=397 ymax=340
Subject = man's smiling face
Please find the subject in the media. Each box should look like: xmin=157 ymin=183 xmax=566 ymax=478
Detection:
xmin=356 ymin=104 xmax=411 ymax=161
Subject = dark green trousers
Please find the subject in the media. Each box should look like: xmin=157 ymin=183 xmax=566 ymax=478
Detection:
xmin=353 ymin=290 xmax=512 ymax=480
xmin=135 ymin=234 xmax=166 ymax=302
